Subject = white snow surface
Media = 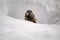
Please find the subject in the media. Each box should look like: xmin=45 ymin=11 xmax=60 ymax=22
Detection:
xmin=0 ymin=16 xmax=60 ymax=40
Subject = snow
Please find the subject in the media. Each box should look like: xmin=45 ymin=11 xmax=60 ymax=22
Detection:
xmin=7 ymin=0 xmax=60 ymax=24
xmin=0 ymin=16 xmax=60 ymax=40
xmin=0 ymin=0 xmax=60 ymax=40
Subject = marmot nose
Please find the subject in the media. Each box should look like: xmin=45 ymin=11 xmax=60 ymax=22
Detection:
xmin=28 ymin=12 xmax=30 ymax=14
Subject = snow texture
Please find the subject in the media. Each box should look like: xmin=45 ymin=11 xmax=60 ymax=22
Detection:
xmin=0 ymin=0 xmax=60 ymax=24
xmin=8 ymin=0 xmax=60 ymax=24
xmin=0 ymin=16 xmax=60 ymax=40
xmin=0 ymin=0 xmax=60 ymax=40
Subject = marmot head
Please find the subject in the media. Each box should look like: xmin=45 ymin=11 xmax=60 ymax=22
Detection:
xmin=25 ymin=10 xmax=36 ymax=23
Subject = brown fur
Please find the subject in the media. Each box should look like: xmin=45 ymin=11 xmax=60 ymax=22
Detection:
xmin=25 ymin=10 xmax=36 ymax=23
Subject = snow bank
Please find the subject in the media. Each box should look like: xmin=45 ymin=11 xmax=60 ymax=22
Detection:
xmin=8 ymin=0 xmax=60 ymax=24
xmin=0 ymin=16 xmax=60 ymax=40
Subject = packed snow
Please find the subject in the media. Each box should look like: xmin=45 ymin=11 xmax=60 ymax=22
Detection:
xmin=0 ymin=0 xmax=60 ymax=40
xmin=0 ymin=16 xmax=60 ymax=40
xmin=8 ymin=0 xmax=60 ymax=24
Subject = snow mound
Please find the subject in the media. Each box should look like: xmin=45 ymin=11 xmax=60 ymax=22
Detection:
xmin=0 ymin=16 xmax=60 ymax=40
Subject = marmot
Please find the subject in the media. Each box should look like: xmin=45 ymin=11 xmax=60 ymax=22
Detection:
xmin=25 ymin=10 xmax=36 ymax=23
